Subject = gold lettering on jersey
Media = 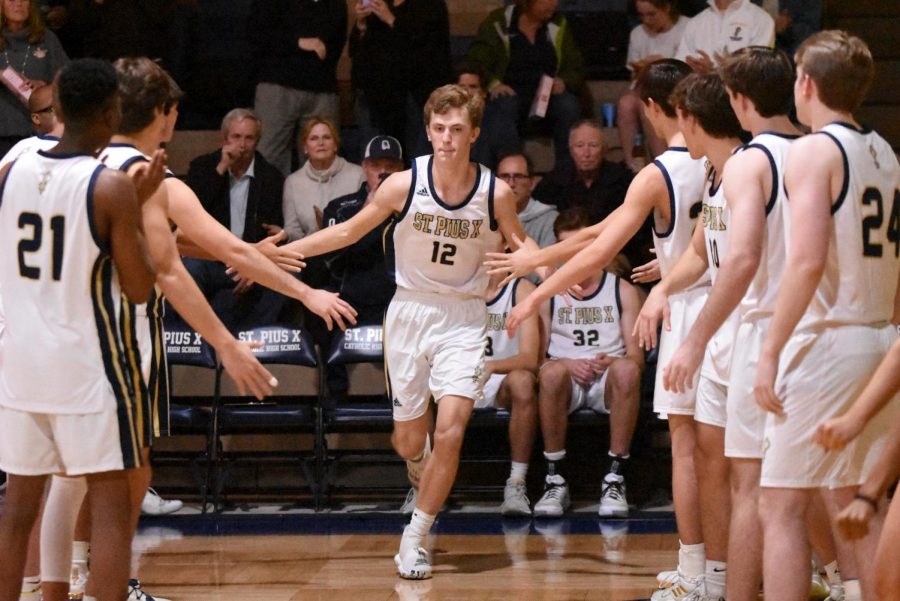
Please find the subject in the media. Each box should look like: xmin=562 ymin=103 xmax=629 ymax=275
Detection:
xmin=572 ymin=306 xmax=616 ymax=324
xmin=487 ymin=311 xmax=507 ymax=331
xmin=702 ymin=204 xmax=727 ymax=231
xmin=557 ymin=306 xmax=573 ymax=324
xmin=412 ymin=212 xmax=484 ymax=240
xmin=38 ymin=170 xmax=51 ymax=193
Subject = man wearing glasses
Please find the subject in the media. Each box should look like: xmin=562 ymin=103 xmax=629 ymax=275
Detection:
xmin=0 ymin=84 xmax=62 ymax=168
xmin=496 ymin=151 xmax=558 ymax=251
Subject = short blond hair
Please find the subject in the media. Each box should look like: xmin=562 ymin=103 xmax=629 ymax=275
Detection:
xmin=423 ymin=84 xmax=484 ymax=129
xmin=795 ymin=30 xmax=874 ymax=113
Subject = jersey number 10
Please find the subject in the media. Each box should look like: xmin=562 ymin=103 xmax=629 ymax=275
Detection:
xmin=18 ymin=212 xmax=65 ymax=281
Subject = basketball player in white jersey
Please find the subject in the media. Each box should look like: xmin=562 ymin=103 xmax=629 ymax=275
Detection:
xmin=481 ymin=272 xmax=540 ymax=516
xmin=0 ymin=59 xmax=159 ymax=601
xmin=754 ymin=30 xmax=900 ymax=601
xmin=286 ymin=84 xmax=538 ymax=579
xmin=486 ymin=59 xmax=710 ymax=588
xmin=535 ymin=210 xmax=644 ymax=518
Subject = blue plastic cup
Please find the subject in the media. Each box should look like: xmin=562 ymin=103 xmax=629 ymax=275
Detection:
xmin=602 ymin=102 xmax=617 ymax=128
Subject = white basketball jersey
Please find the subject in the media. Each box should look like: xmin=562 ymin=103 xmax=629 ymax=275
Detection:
xmin=547 ymin=273 xmax=626 ymax=360
xmin=740 ymin=132 xmax=798 ymax=320
xmin=652 ymin=146 xmax=708 ymax=284
xmin=486 ymin=279 xmax=524 ymax=361
xmin=796 ymin=123 xmax=900 ymax=330
xmin=389 ymin=156 xmax=503 ymax=298
xmin=702 ymin=167 xmax=730 ymax=283
xmin=0 ymin=134 xmax=61 ymax=168
xmin=0 ymin=151 xmax=135 ymax=414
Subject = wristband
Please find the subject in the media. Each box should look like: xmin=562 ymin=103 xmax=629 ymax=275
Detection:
xmin=854 ymin=493 xmax=879 ymax=511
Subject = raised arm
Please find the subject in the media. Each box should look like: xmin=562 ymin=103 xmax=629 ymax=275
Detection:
xmin=503 ymin=166 xmax=663 ymax=334
xmin=284 ymin=170 xmax=409 ymax=258
xmin=664 ymin=150 xmax=768 ymax=393
xmin=754 ymin=135 xmax=839 ymax=415
xmin=165 ymin=177 xmax=356 ymax=330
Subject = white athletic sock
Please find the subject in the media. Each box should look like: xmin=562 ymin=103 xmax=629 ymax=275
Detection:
xmin=21 ymin=575 xmax=40 ymax=592
xmin=543 ymin=449 xmax=566 ymax=462
xmin=679 ymin=541 xmax=705 ymax=581
xmin=843 ymin=579 xmax=861 ymax=601
xmin=41 ymin=475 xmax=88 ymax=582
xmin=824 ymin=560 xmax=842 ymax=586
xmin=72 ymin=540 xmax=90 ymax=564
xmin=705 ymin=560 xmax=726 ymax=597
xmin=400 ymin=508 xmax=435 ymax=557
xmin=83 ymin=596 xmax=98 ymax=601
xmin=509 ymin=461 xmax=528 ymax=482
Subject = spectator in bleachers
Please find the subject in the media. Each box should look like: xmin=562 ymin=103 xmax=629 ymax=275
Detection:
xmin=618 ymin=0 xmax=689 ymax=170
xmin=466 ymin=0 xmax=585 ymax=169
xmin=0 ymin=84 xmax=63 ymax=168
xmin=0 ymin=0 xmax=69 ymax=156
xmin=533 ymin=210 xmax=643 ymax=518
xmin=675 ymin=0 xmax=774 ymax=72
xmin=455 ymin=61 xmax=520 ymax=170
xmin=183 ymin=108 xmax=288 ymax=331
xmin=249 ymin=0 xmax=347 ymax=176
xmin=533 ymin=120 xmax=654 ymax=276
xmin=349 ymin=0 xmax=451 ymax=161
xmin=283 ymin=116 xmax=365 ymax=242
xmin=753 ymin=0 xmax=821 ymax=58
xmin=496 ymin=151 xmax=558 ymax=250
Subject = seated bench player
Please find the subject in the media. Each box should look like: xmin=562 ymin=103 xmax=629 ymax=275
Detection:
xmin=534 ymin=209 xmax=644 ymax=518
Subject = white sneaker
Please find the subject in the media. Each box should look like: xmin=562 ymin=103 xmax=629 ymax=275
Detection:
xmin=70 ymin=560 xmax=89 ymax=599
xmin=597 ymin=473 xmax=628 ymax=517
xmin=141 ymin=488 xmax=183 ymax=516
xmin=19 ymin=578 xmax=40 ymax=598
xmin=127 ymin=579 xmax=171 ymax=601
xmin=650 ymin=573 xmax=708 ymax=601
xmin=533 ymin=475 xmax=569 ymax=517
xmin=500 ymin=478 xmax=531 ymax=516
xmin=406 ymin=434 xmax=431 ymax=489
xmin=657 ymin=568 xmax=680 ymax=588
xmin=825 ymin=583 xmax=844 ymax=601
xmin=400 ymin=487 xmax=417 ymax=514
xmin=394 ymin=546 xmax=432 ymax=580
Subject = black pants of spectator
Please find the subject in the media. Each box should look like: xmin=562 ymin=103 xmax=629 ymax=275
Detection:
xmin=182 ymin=257 xmax=286 ymax=333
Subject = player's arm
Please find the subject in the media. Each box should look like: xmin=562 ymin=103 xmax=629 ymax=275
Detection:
xmin=93 ymin=169 xmax=156 ymax=303
xmin=485 ymin=218 xmax=607 ymax=279
xmin=632 ymin=216 xmax=709 ymax=350
xmin=755 ymin=135 xmax=840 ymax=414
xmin=664 ymin=150 xmax=767 ymax=392
xmin=485 ymin=279 xmax=541 ymax=377
xmin=815 ymin=338 xmax=900 ymax=451
xmin=176 ymin=229 xmax=304 ymax=273
xmin=283 ymin=171 xmax=409 ymax=258
xmin=617 ymin=278 xmax=645 ymax=370
xmin=164 ymin=177 xmax=356 ymax=331
xmin=140 ymin=184 xmax=275 ymax=399
xmin=504 ymin=166 xmax=663 ymax=334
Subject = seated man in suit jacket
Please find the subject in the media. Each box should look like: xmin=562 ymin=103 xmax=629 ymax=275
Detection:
xmin=183 ymin=108 xmax=289 ymax=331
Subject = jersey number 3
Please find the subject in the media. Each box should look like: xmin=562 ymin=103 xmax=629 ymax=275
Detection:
xmin=861 ymin=187 xmax=900 ymax=258
xmin=18 ymin=212 xmax=65 ymax=280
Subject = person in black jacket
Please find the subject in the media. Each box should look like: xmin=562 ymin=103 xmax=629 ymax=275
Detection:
xmin=349 ymin=0 xmax=451 ymax=160
xmin=183 ymin=108 xmax=288 ymax=331
xmin=249 ymin=0 xmax=347 ymax=175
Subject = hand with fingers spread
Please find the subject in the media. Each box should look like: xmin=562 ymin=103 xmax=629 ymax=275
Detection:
xmin=632 ymin=285 xmax=669 ymax=350
xmin=255 ymin=231 xmax=306 ymax=273
xmin=662 ymin=337 xmax=703 ymax=393
xmin=753 ymin=351 xmax=784 ymax=416
xmin=686 ymin=50 xmax=715 ymax=73
xmin=484 ymin=232 xmax=536 ymax=285
xmin=219 ymin=339 xmax=276 ymax=400
xmin=305 ymin=288 xmax=358 ymax=331
xmin=130 ymin=149 xmax=167 ymax=205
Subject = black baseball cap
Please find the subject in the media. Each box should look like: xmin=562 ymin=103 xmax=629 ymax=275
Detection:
xmin=364 ymin=135 xmax=403 ymax=161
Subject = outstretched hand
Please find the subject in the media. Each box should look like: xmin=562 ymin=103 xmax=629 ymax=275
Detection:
xmin=305 ymin=289 xmax=358 ymax=331
xmin=632 ymin=286 xmax=670 ymax=350
xmin=219 ymin=339 xmax=276 ymax=400
xmin=256 ymin=231 xmax=306 ymax=272
xmin=484 ymin=232 xmax=537 ymax=287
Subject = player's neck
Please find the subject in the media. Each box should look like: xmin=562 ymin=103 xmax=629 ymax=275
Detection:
xmin=809 ymin=106 xmax=858 ymax=133
xmin=431 ymin=159 xmax=476 ymax=206
xmin=577 ymin=277 xmax=601 ymax=296
xmin=110 ymin=131 xmax=158 ymax=156
xmin=705 ymin=137 xmax=741 ymax=176
xmin=665 ymin=129 xmax=686 ymax=148
xmin=55 ymin=130 xmax=108 ymax=156
xmin=747 ymin=114 xmax=802 ymax=138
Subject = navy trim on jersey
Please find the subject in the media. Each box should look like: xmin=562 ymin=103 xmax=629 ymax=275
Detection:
xmin=382 ymin=219 xmax=398 ymax=288
xmin=817 ymin=131 xmax=849 ymax=215
xmin=546 ymin=295 xmax=556 ymax=358
xmin=614 ymin=276 xmax=622 ymax=315
xmin=119 ymin=156 xmax=149 ymax=174
xmin=119 ymin=298 xmax=148 ymax=450
xmin=652 ymin=159 xmax=676 ymax=238
xmin=487 ymin=169 xmax=498 ymax=231
xmin=831 ymin=121 xmax=872 ymax=135
xmin=486 ymin=280 xmax=509 ymax=307
xmin=579 ymin=272 xmax=607 ymax=302
xmin=427 ymin=156 xmax=480 ymax=211
xmin=510 ymin=278 xmax=522 ymax=306
xmin=37 ymin=149 xmax=92 ymax=159
xmin=668 ymin=147 xmax=689 ymax=152
xmin=745 ymin=143 xmax=779 ymax=216
xmin=37 ymin=134 xmax=60 ymax=141
xmin=397 ymin=160 xmax=416 ymax=221
xmin=148 ymin=312 xmax=170 ymax=437
xmin=86 ymin=164 xmax=107 ymax=252
xmin=0 ymin=158 xmax=16 ymax=211
xmin=759 ymin=131 xmax=801 ymax=140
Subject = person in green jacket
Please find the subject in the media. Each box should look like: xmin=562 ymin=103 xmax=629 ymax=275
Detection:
xmin=466 ymin=0 xmax=585 ymax=168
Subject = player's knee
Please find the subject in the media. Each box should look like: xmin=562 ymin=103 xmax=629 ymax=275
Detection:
xmin=506 ymin=370 xmax=537 ymax=407
xmin=391 ymin=428 xmax=427 ymax=460
xmin=539 ymin=361 xmax=568 ymax=392
xmin=433 ymin=422 xmax=466 ymax=455
xmin=758 ymin=490 xmax=802 ymax=524
xmin=608 ymin=359 xmax=640 ymax=394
